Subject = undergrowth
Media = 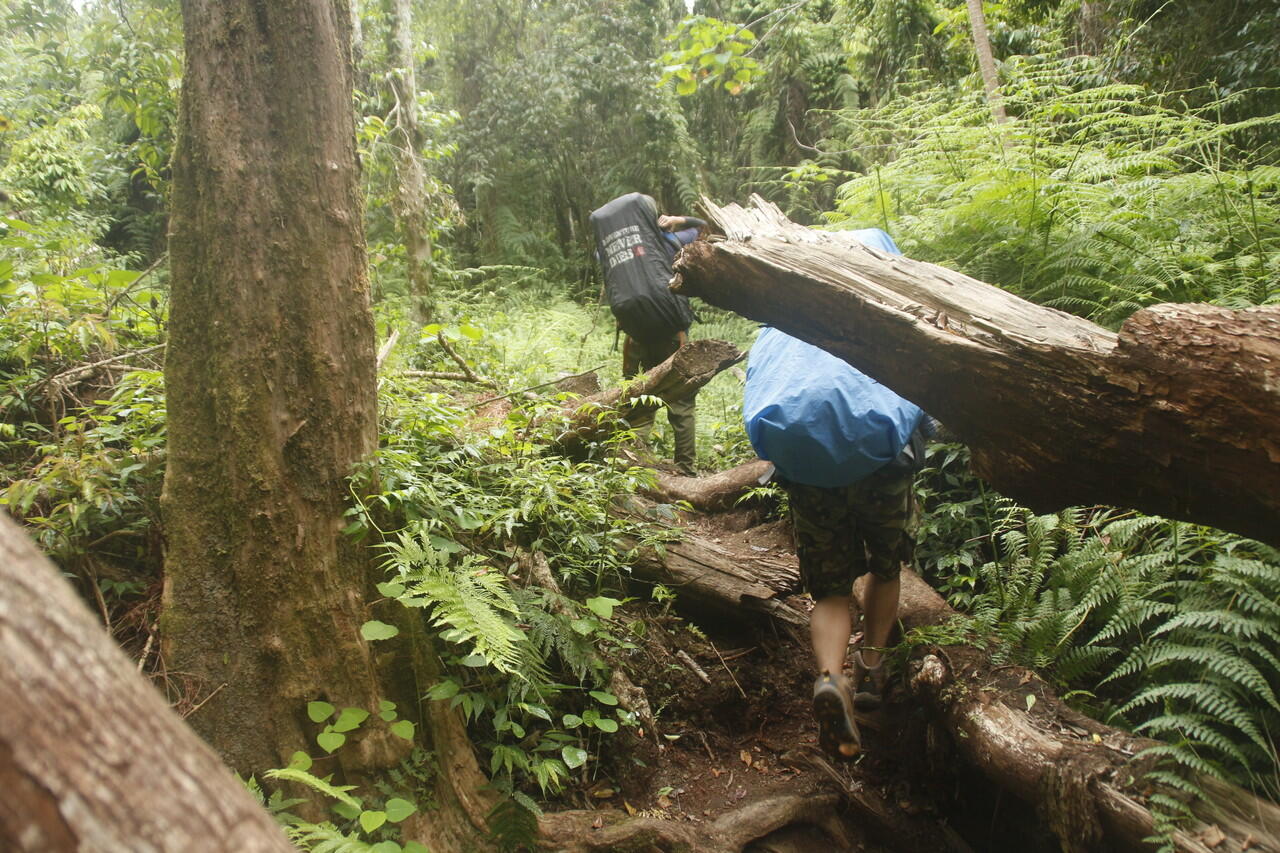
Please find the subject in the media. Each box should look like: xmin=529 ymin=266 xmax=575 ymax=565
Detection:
xmin=823 ymin=53 xmax=1280 ymax=326
xmin=916 ymin=443 xmax=1280 ymax=803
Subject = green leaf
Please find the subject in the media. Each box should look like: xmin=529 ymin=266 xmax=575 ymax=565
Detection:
xmin=562 ymin=713 xmax=583 ymax=728
xmin=317 ymin=730 xmax=346 ymax=753
xmin=585 ymin=596 xmax=621 ymax=620
xmin=333 ymin=707 xmax=370 ymax=733
xmin=404 ymin=842 xmax=432 ymax=853
xmin=380 ymin=699 xmax=397 ymax=712
xmin=429 ymin=535 xmax=464 ymax=553
xmin=589 ymin=690 xmax=618 ymax=706
xmin=562 ymin=745 xmax=588 ymax=769
xmin=594 ymin=718 xmax=619 ymax=733
xmin=333 ymin=801 xmax=361 ymax=820
xmin=571 ymin=618 xmax=596 ymax=635
xmin=676 ymin=78 xmax=697 ymax=96
xmin=459 ymin=324 xmax=483 ymax=340
xmin=370 ymin=843 xmax=402 ymax=853
xmin=287 ymin=751 xmax=312 ymax=771
xmin=427 ymin=679 xmax=460 ymax=700
xmin=386 ymin=797 xmax=418 ymax=822
xmin=390 ymin=720 xmax=416 ymax=741
xmin=360 ymin=809 xmax=387 ymax=833
xmin=377 ymin=580 xmax=406 ymax=597
xmin=307 ymin=701 xmax=336 ymax=722
xmin=361 ymin=620 xmax=400 ymax=641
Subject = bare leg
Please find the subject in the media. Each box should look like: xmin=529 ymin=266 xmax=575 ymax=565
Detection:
xmin=858 ymin=572 xmax=901 ymax=669
xmin=810 ymin=595 xmax=852 ymax=674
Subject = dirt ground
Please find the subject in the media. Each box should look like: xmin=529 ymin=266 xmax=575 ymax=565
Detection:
xmin=548 ymin=508 xmax=1000 ymax=853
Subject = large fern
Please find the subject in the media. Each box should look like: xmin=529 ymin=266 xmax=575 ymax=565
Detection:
xmin=960 ymin=507 xmax=1280 ymax=798
xmin=825 ymin=52 xmax=1280 ymax=325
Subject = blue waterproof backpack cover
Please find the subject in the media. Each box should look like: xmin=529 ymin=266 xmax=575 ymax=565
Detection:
xmin=743 ymin=228 xmax=923 ymax=488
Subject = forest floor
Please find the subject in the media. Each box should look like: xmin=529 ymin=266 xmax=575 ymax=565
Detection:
xmin=566 ymin=509 xmax=1051 ymax=853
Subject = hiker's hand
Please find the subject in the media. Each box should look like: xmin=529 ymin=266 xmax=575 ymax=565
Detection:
xmin=657 ymin=214 xmax=675 ymax=229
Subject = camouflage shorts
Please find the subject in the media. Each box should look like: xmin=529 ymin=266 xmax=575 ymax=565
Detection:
xmin=787 ymin=465 xmax=916 ymax=600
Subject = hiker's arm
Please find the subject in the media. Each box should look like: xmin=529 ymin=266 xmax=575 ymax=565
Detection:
xmin=657 ymin=214 xmax=706 ymax=232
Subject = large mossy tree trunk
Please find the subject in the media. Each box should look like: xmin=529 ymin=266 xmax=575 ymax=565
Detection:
xmin=161 ymin=4 xmax=490 ymax=845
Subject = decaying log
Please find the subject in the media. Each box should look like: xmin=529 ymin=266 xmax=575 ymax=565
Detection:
xmin=644 ymin=459 xmax=774 ymax=512
xmin=620 ymin=509 xmax=1278 ymax=852
xmin=874 ymin=569 xmax=1280 ymax=853
xmin=672 ymin=196 xmax=1280 ymax=546
xmin=0 ymin=515 xmax=294 ymax=852
xmin=550 ymin=339 xmax=742 ymax=454
xmin=617 ymin=500 xmax=808 ymax=630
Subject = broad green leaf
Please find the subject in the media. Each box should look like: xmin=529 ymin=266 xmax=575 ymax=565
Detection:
xmin=391 ymin=720 xmax=416 ymax=741
xmin=317 ymin=730 xmax=346 ymax=753
xmin=307 ymin=701 xmax=336 ymax=723
xmin=370 ymin=843 xmax=401 ymax=853
xmin=287 ymin=751 xmax=312 ymax=771
xmin=377 ymin=581 xmax=406 ymax=597
xmin=386 ymin=797 xmax=418 ymax=822
xmin=589 ymin=690 xmax=618 ymax=706
xmin=571 ymin=618 xmax=596 ymax=635
xmin=562 ymin=713 xmax=583 ymax=728
xmin=404 ymin=842 xmax=432 ymax=853
xmin=562 ymin=745 xmax=588 ymax=769
xmin=361 ymin=620 xmax=400 ymax=641
xmin=594 ymin=718 xmax=619 ymax=733
xmin=427 ymin=679 xmax=460 ymax=700
xmin=585 ymin=596 xmax=621 ymax=620
xmin=333 ymin=707 xmax=370 ymax=733
xmin=360 ymin=809 xmax=387 ymax=833
xmin=676 ymin=78 xmax=697 ymax=96
xmin=332 ymin=801 xmax=361 ymax=820
xmin=459 ymin=324 xmax=483 ymax=340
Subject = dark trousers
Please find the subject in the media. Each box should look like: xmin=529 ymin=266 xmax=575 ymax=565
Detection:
xmin=623 ymin=333 xmax=697 ymax=473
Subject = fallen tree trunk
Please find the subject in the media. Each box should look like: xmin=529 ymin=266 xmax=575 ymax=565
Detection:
xmin=618 ymin=498 xmax=808 ymax=629
xmin=0 ymin=515 xmax=294 ymax=852
xmin=644 ymin=459 xmax=774 ymax=512
xmin=887 ymin=570 xmax=1280 ymax=853
xmin=672 ymin=196 xmax=1280 ymax=546
xmin=550 ymin=339 xmax=742 ymax=454
xmin=620 ymin=511 xmax=1279 ymax=852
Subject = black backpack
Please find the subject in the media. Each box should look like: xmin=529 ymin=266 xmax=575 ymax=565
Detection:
xmin=590 ymin=193 xmax=695 ymax=342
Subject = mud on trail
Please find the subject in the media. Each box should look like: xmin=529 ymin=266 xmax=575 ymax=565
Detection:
xmin=555 ymin=510 xmax=1054 ymax=853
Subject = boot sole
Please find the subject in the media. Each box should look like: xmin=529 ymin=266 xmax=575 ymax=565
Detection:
xmin=813 ymin=686 xmax=860 ymax=757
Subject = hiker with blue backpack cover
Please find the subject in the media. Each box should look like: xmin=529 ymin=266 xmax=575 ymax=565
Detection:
xmin=742 ymin=227 xmax=929 ymax=759
xmin=590 ymin=193 xmax=706 ymax=475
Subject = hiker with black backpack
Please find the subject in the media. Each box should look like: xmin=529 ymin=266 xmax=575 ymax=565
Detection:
xmin=589 ymin=193 xmax=705 ymax=476
xmin=742 ymin=227 xmax=929 ymax=759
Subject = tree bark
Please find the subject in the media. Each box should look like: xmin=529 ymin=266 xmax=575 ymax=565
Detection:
xmin=966 ymin=0 xmax=1007 ymax=123
xmin=0 ymin=515 xmax=295 ymax=853
xmin=643 ymin=459 xmax=774 ymax=512
xmin=672 ymin=196 xmax=1280 ymax=547
xmin=163 ymin=5 xmax=492 ymax=846
xmin=384 ymin=0 xmax=434 ymax=321
xmin=621 ymin=502 xmax=808 ymax=630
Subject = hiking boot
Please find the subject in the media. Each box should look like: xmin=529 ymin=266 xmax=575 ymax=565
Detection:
xmin=812 ymin=672 xmax=861 ymax=758
xmin=850 ymin=650 xmax=886 ymax=711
